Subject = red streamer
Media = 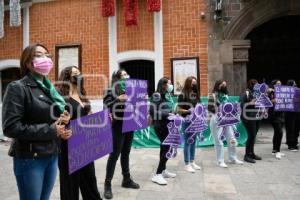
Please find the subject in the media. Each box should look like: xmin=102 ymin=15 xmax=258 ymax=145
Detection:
xmin=147 ymin=0 xmax=161 ymax=12
xmin=123 ymin=0 xmax=138 ymax=26
xmin=102 ymin=0 xmax=115 ymax=17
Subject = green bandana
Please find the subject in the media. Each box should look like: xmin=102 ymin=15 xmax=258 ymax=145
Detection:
xmin=31 ymin=74 xmax=65 ymax=114
xmin=217 ymin=92 xmax=229 ymax=104
xmin=165 ymin=92 xmax=176 ymax=112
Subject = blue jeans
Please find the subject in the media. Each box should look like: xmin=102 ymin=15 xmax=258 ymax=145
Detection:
xmin=210 ymin=115 xmax=237 ymax=163
xmin=182 ymin=122 xmax=197 ymax=164
xmin=13 ymin=155 xmax=58 ymax=200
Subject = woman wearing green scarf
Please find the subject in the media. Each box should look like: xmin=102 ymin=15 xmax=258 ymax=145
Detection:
xmin=208 ymin=80 xmax=243 ymax=168
xmin=2 ymin=44 xmax=71 ymax=200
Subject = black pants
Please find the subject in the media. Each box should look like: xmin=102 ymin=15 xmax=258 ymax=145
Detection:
xmin=154 ymin=125 xmax=170 ymax=174
xmin=285 ymin=112 xmax=300 ymax=148
xmin=59 ymin=141 xmax=102 ymax=200
xmin=271 ymin=120 xmax=284 ymax=152
xmin=243 ymin=119 xmax=261 ymax=156
xmin=105 ymin=121 xmax=134 ymax=183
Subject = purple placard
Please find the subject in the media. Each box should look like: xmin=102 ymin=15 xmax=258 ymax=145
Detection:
xmin=122 ymin=79 xmax=148 ymax=133
xmin=162 ymin=115 xmax=184 ymax=159
xmin=274 ymin=85 xmax=300 ymax=112
xmin=68 ymin=109 xmax=113 ymax=174
xmin=216 ymin=102 xmax=241 ymax=127
xmin=184 ymin=104 xmax=208 ymax=144
xmin=253 ymin=83 xmax=273 ymax=108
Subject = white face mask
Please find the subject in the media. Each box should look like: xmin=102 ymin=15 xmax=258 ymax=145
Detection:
xmin=167 ymin=84 xmax=174 ymax=93
xmin=123 ymin=75 xmax=130 ymax=79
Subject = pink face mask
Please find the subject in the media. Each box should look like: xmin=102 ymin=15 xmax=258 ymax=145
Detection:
xmin=32 ymin=57 xmax=53 ymax=76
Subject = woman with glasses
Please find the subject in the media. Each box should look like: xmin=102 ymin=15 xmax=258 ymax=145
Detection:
xmin=2 ymin=44 xmax=71 ymax=200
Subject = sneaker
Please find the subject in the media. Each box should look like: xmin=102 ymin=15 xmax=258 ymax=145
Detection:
xmin=275 ymin=152 xmax=282 ymax=160
xmin=272 ymin=151 xmax=285 ymax=157
xmin=104 ymin=182 xmax=113 ymax=199
xmin=217 ymin=162 xmax=228 ymax=168
xmin=191 ymin=162 xmax=201 ymax=170
xmin=250 ymin=154 xmax=262 ymax=160
xmin=185 ymin=164 xmax=196 ymax=173
xmin=229 ymin=159 xmax=243 ymax=165
xmin=152 ymin=174 xmax=167 ymax=185
xmin=162 ymin=170 xmax=176 ymax=178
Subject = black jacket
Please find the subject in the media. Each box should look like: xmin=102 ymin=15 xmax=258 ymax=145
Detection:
xmin=2 ymin=74 xmax=61 ymax=158
xmin=103 ymin=88 xmax=125 ymax=124
xmin=240 ymin=89 xmax=262 ymax=120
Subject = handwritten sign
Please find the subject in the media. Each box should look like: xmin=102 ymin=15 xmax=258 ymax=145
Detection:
xmin=122 ymin=79 xmax=148 ymax=133
xmin=68 ymin=109 xmax=113 ymax=174
xmin=274 ymin=85 xmax=300 ymax=112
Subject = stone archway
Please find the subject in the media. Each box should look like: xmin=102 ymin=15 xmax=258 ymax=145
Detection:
xmin=217 ymin=0 xmax=300 ymax=95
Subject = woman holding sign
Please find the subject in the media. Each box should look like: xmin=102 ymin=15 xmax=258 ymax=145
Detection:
xmin=208 ymin=80 xmax=243 ymax=168
xmin=150 ymin=77 xmax=177 ymax=185
xmin=240 ymin=79 xmax=263 ymax=163
xmin=57 ymin=66 xmax=102 ymax=200
xmin=268 ymin=80 xmax=285 ymax=159
xmin=103 ymin=69 xmax=140 ymax=199
xmin=2 ymin=44 xmax=71 ymax=200
xmin=177 ymin=76 xmax=202 ymax=173
xmin=285 ymin=80 xmax=300 ymax=151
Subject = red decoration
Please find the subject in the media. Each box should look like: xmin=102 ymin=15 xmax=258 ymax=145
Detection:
xmin=102 ymin=0 xmax=115 ymax=17
xmin=123 ymin=0 xmax=138 ymax=26
xmin=147 ymin=0 xmax=161 ymax=12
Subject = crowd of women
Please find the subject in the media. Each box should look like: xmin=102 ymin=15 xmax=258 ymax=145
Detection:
xmin=2 ymin=44 xmax=299 ymax=200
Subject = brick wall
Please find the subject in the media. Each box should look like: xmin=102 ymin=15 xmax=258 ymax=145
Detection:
xmin=163 ymin=0 xmax=208 ymax=95
xmin=117 ymin=0 xmax=154 ymax=52
xmin=0 ymin=12 xmax=23 ymax=60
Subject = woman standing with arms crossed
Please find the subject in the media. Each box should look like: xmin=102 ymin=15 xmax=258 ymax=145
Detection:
xmin=2 ymin=44 xmax=71 ymax=200
xmin=150 ymin=77 xmax=177 ymax=185
xmin=103 ymin=69 xmax=140 ymax=199
xmin=57 ymin=66 xmax=102 ymax=200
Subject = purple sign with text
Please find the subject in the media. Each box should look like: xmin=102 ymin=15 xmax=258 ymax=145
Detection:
xmin=274 ymin=85 xmax=300 ymax=112
xmin=68 ymin=109 xmax=113 ymax=174
xmin=185 ymin=104 xmax=208 ymax=144
xmin=122 ymin=79 xmax=148 ymax=133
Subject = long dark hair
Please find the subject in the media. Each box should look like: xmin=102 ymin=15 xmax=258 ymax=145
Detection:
xmin=181 ymin=76 xmax=200 ymax=102
xmin=57 ymin=66 xmax=90 ymax=112
xmin=156 ymin=77 xmax=170 ymax=94
xmin=287 ymin=79 xmax=296 ymax=86
xmin=20 ymin=43 xmax=49 ymax=77
xmin=111 ymin=69 xmax=126 ymax=86
xmin=247 ymin=79 xmax=258 ymax=90
xmin=212 ymin=79 xmax=227 ymax=94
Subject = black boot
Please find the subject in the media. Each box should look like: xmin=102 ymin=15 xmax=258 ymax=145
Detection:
xmin=244 ymin=155 xmax=256 ymax=163
xmin=122 ymin=177 xmax=140 ymax=189
xmin=250 ymin=154 xmax=262 ymax=160
xmin=104 ymin=181 xmax=113 ymax=199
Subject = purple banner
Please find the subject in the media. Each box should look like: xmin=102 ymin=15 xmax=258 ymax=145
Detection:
xmin=122 ymin=79 xmax=148 ymax=133
xmin=68 ymin=109 xmax=113 ymax=174
xmin=274 ymin=85 xmax=300 ymax=112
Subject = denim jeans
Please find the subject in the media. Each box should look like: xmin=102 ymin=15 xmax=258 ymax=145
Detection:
xmin=13 ymin=155 xmax=58 ymax=200
xmin=210 ymin=115 xmax=237 ymax=163
xmin=182 ymin=122 xmax=197 ymax=164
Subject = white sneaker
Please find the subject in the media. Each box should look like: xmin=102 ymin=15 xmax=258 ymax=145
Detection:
xmin=217 ymin=162 xmax=228 ymax=168
xmin=151 ymin=174 xmax=167 ymax=185
xmin=229 ymin=159 xmax=243 ymax=165
xmin=278 ymin=152 xmax=285 ymax=157
xmin=185 ymin=164 xmax=196 ymax=173
xmin=162 ymin=170 xmax=176 ymax=178
xmin=275 ymin=152 xmax=282 ymax=160
xmin=191 ymin=162 xmax=201 ymax=170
